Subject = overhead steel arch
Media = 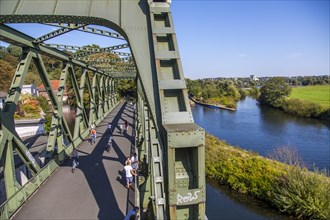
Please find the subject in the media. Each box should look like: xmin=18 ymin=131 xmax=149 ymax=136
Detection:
xmin=0 ymin=1 xmax=158 ymax=119
xmin=0 ymin=1 xmax=206 ymax=219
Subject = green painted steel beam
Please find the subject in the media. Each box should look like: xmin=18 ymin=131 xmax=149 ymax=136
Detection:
xmin=76 ymin=57 xmax=132 ymax=63
xmin=0 ymin=24 xmax=107 ymax=77
xmin=72 ymin=50 xmax=131 ymax=58
xmin=100 ymin=71 xmax=136 ymax=79
xmin=0 ymin=1 xmax=206 ymax=219
xmin=34 ymin=24 xmax=86 ymax=43
xmin=46 ymin=23 xmax=125 ymax=40
xmin=43 ymin=43 xmax=129 ymax=53
xmin=0 ymin=2 xmax=161 ymax=125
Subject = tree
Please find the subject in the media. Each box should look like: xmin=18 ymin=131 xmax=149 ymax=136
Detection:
xmin=259 ymin=77 xmax=291 ymax=108
xmin=117 ymin=79 xmax=136 ymax=98
xmin=186 ymin=78 xmax=202 ymax=97
xmin=0 ymin=60 xmax=15 ymax=91
xmin=6 ymin=44 xmax=22 ymax=57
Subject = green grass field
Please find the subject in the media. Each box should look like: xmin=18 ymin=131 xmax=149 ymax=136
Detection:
xmin=289 ymin=85 xmax=330 ymax=108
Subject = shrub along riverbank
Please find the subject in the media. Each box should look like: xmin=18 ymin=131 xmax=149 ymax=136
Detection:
xmin=205 ymin=133 xmax=330 ymax=219
xmin=284 ymin=85 xmax=330 ymax=120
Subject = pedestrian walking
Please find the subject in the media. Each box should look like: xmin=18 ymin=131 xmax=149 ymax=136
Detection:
xmin=119 ymin=123 xmax=124 ymax=134
xmin=124 ymin=161 xmax=137 ymax=189
xmin=106 ymin=135 xmax=112 ymax=152
xmin=124 ymin=120 xmax=128 ymax=133
xmin=125 ymin=156 xmax=131 ymax=165
xmin=124 ymin=206 xmax=139 ymax=220
xmin=90 ymin=128 xmax=96 ymax=144
xmin=108 ymin=122 xmax=112 ymax=134
xmin=71 ymin=149 xmax=79 ymax=173
xmin=131 ymin=153 xmax=139 ymax=171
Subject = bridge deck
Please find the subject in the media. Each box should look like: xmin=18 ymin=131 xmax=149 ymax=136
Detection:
xmin=12 ymin=101 xmax=136 ymax=220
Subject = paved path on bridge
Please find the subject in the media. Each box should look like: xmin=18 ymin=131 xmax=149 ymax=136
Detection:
xmin=13 ymin=101 xmax=136 ymax=220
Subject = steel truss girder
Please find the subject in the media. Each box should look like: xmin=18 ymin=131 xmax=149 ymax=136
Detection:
xmin=96 ymin=63 xmax=135 ymax=68
xmin=44 ymin=63 xmax=75 ymax=162
xmin=0 ymin=3 xmax=159 ymax=124
xmin=148 ymin=4 xmax=206 ymax=219
xmin=0 ymin=50 xmax=42 ymax=203
xmin=97 ymin=71 xmax=136 ymax=79
xmin=72 ymin=50 xmax=131 ymax=59
xmin=0 ymin=24 xmax=107 ymax=77
xmin=76 ymin=57 xmax=133 ymax=63
xmin=0 ymin=1 xmax=205 ymax=219
xmin=43 ymin=43 xmax=129 ymax=53
xmin=0 ymin=26 xmax=119 ymax=219
xmin=136 ymin=78 xmax=167 ymax=219
xmin=34 ymin=24 xmax=86 ymax=43
xmin=46 ymin=23 xmax=125 ymax=40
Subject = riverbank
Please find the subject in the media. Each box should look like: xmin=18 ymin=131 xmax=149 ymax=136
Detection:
xmin=205 ymin=133 xmax=330 ymax=219
xmin=189 ymin=96 xmax=236 ymax=111
xmin=260 ymin=84 xmax=330 ymax=120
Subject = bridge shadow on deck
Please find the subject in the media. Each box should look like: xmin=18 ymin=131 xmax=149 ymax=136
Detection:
xmin=13 ymin=101 xmax=136 ymax=220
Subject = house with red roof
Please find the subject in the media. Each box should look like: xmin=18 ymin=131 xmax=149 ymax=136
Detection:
xmin=38 ymin=80 xmax=68 ymax=102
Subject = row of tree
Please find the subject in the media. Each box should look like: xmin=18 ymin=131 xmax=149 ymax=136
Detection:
xmin=259 ymin=77 xmax=329 ymax=119
xmin=186 ymin=78 xmax=259 ymax=108
xmin=186 ymin=76 xmax=329 ymax=120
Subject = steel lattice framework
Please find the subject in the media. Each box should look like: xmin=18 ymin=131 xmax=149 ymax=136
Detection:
xmin=0 ymin=0 xmax=206 ymax=219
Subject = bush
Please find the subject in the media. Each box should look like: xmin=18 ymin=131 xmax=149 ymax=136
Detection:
xmin=271 ymin=167 xmax=330 ymax=219
xmin=283 ymin=99 xmax=324 ymax=118
xmin=205 ymin=133 xmax=283 ymax=198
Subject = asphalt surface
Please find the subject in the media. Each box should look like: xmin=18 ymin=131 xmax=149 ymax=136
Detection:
xmin=12 ymin=101 xmax=136 ymax=220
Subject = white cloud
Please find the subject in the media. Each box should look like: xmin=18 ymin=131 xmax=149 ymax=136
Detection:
xmin=238 ymin=54 xmax=247 ymax=58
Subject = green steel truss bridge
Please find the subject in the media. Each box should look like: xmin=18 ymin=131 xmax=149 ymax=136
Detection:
xmin=0 ymin=0 xmax=206 ymax=219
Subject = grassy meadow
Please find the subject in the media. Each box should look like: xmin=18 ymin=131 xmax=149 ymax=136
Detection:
xmin=289 ymin=85 xmax=330 ymax=108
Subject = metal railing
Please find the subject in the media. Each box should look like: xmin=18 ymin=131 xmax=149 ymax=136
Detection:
xmin=0 ymin=159 xmax=59 ymax=219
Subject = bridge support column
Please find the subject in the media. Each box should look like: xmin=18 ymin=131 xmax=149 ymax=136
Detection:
xmin=148 ymin=1 xmax=206 ymax=219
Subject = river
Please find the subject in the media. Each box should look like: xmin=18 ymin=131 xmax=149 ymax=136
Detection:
xmin=192 ymin=97 xmax=329 ymax=171
xmin=193 ymin=97 xmax=330 ymax=219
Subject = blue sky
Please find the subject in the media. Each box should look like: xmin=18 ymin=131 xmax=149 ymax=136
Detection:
xmin=1 ymin=1 xmax=329 ymax=80
xmin=171 ymin=0 xmax=329 ymax=79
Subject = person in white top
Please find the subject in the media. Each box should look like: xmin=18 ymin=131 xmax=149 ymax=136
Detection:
xmin=90 ymin=123 xmax=95 ymax=129
xmin=131 ymin=153 xmax=139 ymax=171
xmin=119 ymin=123 xmax=124 ymax=134
xmin=124 ymin=161 xmax=137 ymax=189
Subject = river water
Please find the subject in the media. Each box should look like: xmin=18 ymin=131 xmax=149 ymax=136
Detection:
xmin=192 ymin=97 xmax=330 ymax=171
xmin=194 ymin=97 xmax=330 ymax=219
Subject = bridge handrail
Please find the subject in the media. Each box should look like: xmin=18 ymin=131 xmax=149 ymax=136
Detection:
xmin=0 ymin=158 xmax=59 ymax=219
xmin=0 ymin=100 xmax=120 ymax=219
